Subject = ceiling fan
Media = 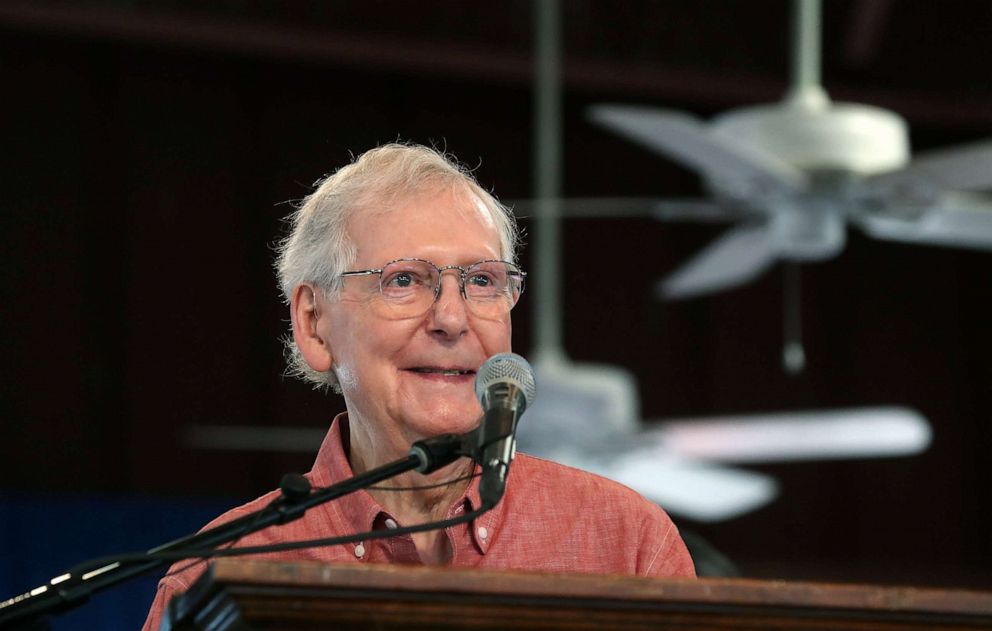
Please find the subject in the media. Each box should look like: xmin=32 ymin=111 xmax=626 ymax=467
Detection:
xmin=587 ymin=0 xmax=992 ymax=304
xmin=514 ymin=0 xmax=933 ymax=523
xmin=519 ymin=0 xmax=785 ymax=524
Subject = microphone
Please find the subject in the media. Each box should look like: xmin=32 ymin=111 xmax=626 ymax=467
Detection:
xmin=474 ymin=353 xmax=537 ymax=507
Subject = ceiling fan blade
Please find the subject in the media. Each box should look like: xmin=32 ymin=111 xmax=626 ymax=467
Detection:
xmin=650 ymin=406 xmax=931 ymax=463
xmin=858 ymin=193 xmax=992 ymax=251
xmin=652 ymin=199 xmax=747 ymax=223
xmin=588 ymin=104 xmax=808 ymax=193
xmin=184 ymin=424 xmax=324 ymax=452
xmin=557 ymin=449 xmax=778 ymax=523
xmin=509 ymin=197 xmax=743 ymax=222
xmin=507 ymin=196 xmax=726 ymax=220
xmin=657 ymin=224 xmax=776 ymax=300
xmin=867 ymin=138 xmax=992 ymax=194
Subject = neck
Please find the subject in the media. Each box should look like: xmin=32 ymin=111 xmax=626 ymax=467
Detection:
xmin=345 ymin=413 xmax=474 ymax=563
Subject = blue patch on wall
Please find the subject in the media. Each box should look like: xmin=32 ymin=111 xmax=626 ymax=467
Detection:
xmin=0 ymin=493 xmax=242 ymax=630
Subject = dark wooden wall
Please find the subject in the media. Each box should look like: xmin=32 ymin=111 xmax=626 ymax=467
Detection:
xmin=1 ymin=0 xmax=991 ymax=590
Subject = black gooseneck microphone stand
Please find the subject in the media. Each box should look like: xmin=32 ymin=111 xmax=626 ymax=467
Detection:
xmin=0 ymin=431 xmax=480 ymax=629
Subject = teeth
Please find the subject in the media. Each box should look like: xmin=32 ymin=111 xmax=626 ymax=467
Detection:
xmin=413 ymin=368 xmax=469 ymax=375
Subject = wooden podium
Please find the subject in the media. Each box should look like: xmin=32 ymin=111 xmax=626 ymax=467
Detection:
xmin=165 ymin=559 xmax=992 ymax=630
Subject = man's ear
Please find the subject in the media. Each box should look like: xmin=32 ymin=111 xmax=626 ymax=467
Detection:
xmin=291 ymin=283 xmax=333 ymax=372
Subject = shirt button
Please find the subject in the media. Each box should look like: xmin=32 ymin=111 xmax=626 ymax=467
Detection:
xmin=477 ymin=526 xmax=488 ymax=540
xmin=354 ymin=544 xmax=365 ymax=558
xmin=384 ymin=518 xmax=398 ymax=530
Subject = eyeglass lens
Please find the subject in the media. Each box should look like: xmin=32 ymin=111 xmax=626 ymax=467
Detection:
xmin=378 ymin=260 xmax=523 ymax=317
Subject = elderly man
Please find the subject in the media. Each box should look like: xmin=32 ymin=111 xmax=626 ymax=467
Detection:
xmin=142 ymin=143 xmax=694 ymax=630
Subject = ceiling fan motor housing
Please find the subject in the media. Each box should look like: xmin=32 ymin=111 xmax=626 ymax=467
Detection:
xmin=709 ymin=101 xmax=910 ymax=181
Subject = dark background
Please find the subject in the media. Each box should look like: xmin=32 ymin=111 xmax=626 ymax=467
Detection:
xmin=2 ymin=1 xmax=991 ymax=626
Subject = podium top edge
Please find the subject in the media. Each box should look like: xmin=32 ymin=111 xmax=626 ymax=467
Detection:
xmin=209 ymin=558 xmax=992 ymax=617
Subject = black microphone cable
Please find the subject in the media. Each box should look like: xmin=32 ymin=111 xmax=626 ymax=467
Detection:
xmin=66 ymin=501 xmax=493 ymax=572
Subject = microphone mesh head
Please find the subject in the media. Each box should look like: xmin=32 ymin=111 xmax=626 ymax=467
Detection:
xmin=475 ymin=353 xmax=537 ymax=407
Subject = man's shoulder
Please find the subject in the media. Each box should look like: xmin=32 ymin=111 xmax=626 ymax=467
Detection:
xmin=156 ymin=487 xmax=287 ymax=590
xmin=511 ymin=452 xmax=662 ymax=514
xmin=505 ymin=452 xmax=694 ymax=578
xmin=197 ymin=487 xmax=286 ymax=532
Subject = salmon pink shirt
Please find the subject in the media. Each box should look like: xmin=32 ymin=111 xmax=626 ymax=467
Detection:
xmin=143 ymin=415 xmax=694 ymax=630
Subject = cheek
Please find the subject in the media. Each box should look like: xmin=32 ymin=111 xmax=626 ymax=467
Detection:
xmin=342 ymin=317 xmax=421 ymax=372
xmin=480 ymin=316 xmax=513 ymax=353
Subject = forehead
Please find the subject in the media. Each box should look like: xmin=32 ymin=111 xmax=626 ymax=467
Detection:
xmin=348 ymin=184 xmax=502 ymax=266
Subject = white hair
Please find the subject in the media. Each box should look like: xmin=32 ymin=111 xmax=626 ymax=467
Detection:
xmin=274 ymin=142 xmax=520 ymax=391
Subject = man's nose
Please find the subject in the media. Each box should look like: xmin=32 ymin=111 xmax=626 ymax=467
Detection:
xmin=429 ymin=271 xmax=469 ymax=335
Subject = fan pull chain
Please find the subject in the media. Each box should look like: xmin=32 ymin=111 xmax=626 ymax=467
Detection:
xmin=782 ymin=262 xmax=806 ymax=375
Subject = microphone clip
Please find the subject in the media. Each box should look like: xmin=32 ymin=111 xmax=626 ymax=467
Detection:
xmin=408 ymin=432 xmax=477 ymax=474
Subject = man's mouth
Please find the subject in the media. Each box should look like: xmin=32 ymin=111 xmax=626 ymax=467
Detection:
xmin=408 ymin=367 xmax=475 ymax=376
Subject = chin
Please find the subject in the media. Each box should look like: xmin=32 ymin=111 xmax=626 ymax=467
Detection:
xmin=410 ymin=402 xmax=482 ymax=437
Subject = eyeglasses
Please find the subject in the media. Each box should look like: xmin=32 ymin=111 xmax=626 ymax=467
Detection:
xmin=339 ymin=258 xmax=526 ymax=319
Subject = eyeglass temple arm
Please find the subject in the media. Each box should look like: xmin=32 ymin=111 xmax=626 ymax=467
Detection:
xmin=338 ymin=270 xmax=382 ymax=278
